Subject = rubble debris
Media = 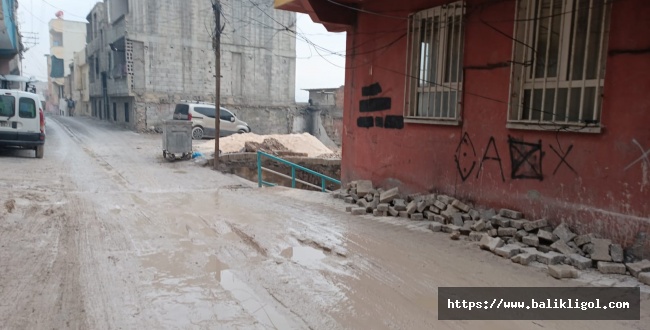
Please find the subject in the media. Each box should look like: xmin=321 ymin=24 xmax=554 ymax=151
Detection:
xmin=379 ymin=187 xmax=399 ymax=203
xmin=550 ymin=240 xmax=577 ymax=256
xmin=536 ymin=251 xmax=565 ymax=265
xmin=244 ymin=138 xmax=308 ymax=157
xmin=495 ymin=244 xmax=522 ymax=259
xmin=197 ymin=132 xmax=336 ymax=158
xmin=451 ymin=200 xmax=470 ymax=213
xmin=469 ymin=232 xmax=485 ymax=241
xmin=480 ymin=236 xmax=504 ymax=252
xmin=573 ymin=234 xmax=593 ymax=247
xmin=597 ymin=262 xmax=626 ymax=275
xmin=591 ymin=239 xmax=613 ymax=262
xmin=626 ymin=260 xmax=650 ymax=278
xmin=357 ymin=180 xmax=374 ymax=198
xmin=336 ymin=180 xmax=648 ymax=285
xmin=509 ymin=219 xmax=528 ymax=230
xmin=553 ymin=223 xmax=577 ymax=243
xmin=537 ymin=230 xmax=556 ymax=243
xmin=497 ymin=227 xmax=517 ymax=237
xmin=429 ymin=222 xmax=443 ymax=232
xmin=499 ymin=209 xmax=522 ymax=220
xmin=610 ymin=244 xmax=624 ymax=263
xmin=522 ymin=235 xmax=539 ymax=247
xmin=450 ymin=231 xmax=461 ymax=240
xmin=548 ymin=264 xmax=579 ymax=279
xmin=523 ymin=218 xmax=548 ymax=232
xmin=639 ymin=272 xmax=650 ymax=286
xmin=512 ymin=253 xmax=537 ymax=266
xmin=568 ymin=254 xmax=592 ymax=270
xmin=491 ymin=215 xmax=511 ymax=228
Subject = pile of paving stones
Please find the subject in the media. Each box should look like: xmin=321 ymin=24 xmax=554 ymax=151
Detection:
xmin=334 ymin=180 xmax=650 ymax=284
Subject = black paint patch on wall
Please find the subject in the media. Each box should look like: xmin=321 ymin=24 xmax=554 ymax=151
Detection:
xmin=357 ymin=116 xmax=374 ymax=128
xmin=362 ymin=83 xmax=382 ymax=97
xmin=384 ymin=116 xmax=404 ymax=129
xmin=360 ymin=98 xmax=392 ymax=112
xmin=508 ymin=135 xmax=544 ymax=181
xmin=375 ymin=117 xmax=384 ymax=128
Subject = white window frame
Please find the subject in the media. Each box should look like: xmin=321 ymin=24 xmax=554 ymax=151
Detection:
xmin=508 ymin=0 xmax=612 ymax=133
xmin=405 ymin=1 xmax=465 ymax=125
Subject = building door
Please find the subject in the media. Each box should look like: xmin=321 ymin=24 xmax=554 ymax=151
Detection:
xmin=124 ymin=103 xmax=129 ymax=123
xmin=113 ymin=102 xmax=117 ymax=121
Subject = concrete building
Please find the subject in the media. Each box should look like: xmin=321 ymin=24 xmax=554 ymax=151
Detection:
xmin=47 ymin=18 xmax=87 ymax=111
xmin=85 ymin=0 xmax=297 ymax=132
xmin=302 ymin=87 xmax=344 ymax=147
xmin=0 ymin=0 xmax=22 ymax=80
xmin=71 ymin=49 xmax=90 ymax=116
xmin=277 ymin=0 xmax=650 ymax=255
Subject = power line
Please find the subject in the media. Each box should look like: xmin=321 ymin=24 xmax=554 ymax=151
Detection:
xmin=40 ymin=0 xmax=90 ymax=20
xmin=325 ymin=0 xmax=407 ymax=20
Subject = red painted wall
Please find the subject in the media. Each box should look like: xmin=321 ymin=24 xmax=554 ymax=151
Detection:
xmin=341 ymin=0 xmax=650 ymax=251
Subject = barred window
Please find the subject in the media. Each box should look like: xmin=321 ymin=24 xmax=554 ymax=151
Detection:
xmin=405 ymin=1 xmax=465 ymax=125
xmin=508 ymin=0 xmax=611 ymax=131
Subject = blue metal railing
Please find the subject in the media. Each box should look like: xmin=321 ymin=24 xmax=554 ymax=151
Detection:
xmin=257 ymin=151 xmax=341 ymax=192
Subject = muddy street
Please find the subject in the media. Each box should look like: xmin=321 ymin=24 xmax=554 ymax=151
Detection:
xmin=0 ymin=116 xmax=647 ymax=330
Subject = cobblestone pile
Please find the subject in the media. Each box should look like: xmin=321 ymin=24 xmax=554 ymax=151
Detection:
xmin=334 ymin=181 xmax=650 ymax=284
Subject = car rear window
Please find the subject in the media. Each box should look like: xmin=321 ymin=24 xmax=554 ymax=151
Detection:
xmin=0 ymin=95 xmax=15 ymax=117
xmin=19 ymin=98 xmax=36 ymax=118
xmin=196 ymin=107 xmax=216 ymax=118
xmin=174 ymin=104 xmax=189 ymax=115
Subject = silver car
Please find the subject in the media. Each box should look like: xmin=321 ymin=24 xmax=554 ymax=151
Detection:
xmin=172 ymin=102 xmax=251 ymax=140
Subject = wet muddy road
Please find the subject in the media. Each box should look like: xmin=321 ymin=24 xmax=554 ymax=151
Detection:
xmin=0 ymin=116 xmax=647 ymax=329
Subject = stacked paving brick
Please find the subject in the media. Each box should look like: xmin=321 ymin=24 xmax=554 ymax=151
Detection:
xmin=334 ymin=180 xmax=650 ymax=284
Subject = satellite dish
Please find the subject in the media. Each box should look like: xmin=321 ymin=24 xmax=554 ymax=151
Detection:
xmin=55 ymin=11 xmax=64 ymax=19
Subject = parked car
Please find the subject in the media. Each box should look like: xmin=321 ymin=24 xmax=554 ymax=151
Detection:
xmin=0 ymin=89 xmax=46 ymax=158
xmin=172 ymin=101 xmax=251 ymax=140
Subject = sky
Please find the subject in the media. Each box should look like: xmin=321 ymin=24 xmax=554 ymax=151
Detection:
xmin=17 ymin=0 xmax=346 ymax=103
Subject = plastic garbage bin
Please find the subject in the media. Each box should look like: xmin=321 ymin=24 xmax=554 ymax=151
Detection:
xmin=162 ymin=120 xmax=192 ymax=161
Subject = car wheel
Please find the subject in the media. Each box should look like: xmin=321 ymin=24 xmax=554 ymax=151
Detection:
xmin=192 ymin=126 xmax=204 ymax=140
xmin=35 ymin=145 xmax=44 ymax=159
xmin=238 ymin=129 xmax=247 ymax=134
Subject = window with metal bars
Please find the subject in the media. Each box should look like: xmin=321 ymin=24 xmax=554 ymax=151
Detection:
xmin=508 ymin=0 xmax=611 ymax=131
xmin=405 ymin=1 xmax=465 ymax=124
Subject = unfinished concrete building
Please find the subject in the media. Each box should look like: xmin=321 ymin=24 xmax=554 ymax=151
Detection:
xmin=85 ymin=0 xmax=296 ymax=132
xmin=300 ymin=87 xmax=344 ymax=147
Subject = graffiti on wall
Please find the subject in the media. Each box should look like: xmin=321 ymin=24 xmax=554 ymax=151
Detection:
xmin=508 ymin=136 xmax=544 ymax=181
xmin=356 ymin=82 xmax=403 ymax=130
xmin=477 ymin=137 xmax=506 ymax=182
xmin=624 ymin=139 xmax=650 ymax=192
xmin=454 ymin=133 xmax=477 ymax=182
xmin=454 ymin=134 xmax=580 ymax=182
xmin=549 ymin=143 xmax=577 ymax=176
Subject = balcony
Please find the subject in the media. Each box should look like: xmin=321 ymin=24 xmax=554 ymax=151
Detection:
xmin=0 ymin=0 xmax=19 ymax=57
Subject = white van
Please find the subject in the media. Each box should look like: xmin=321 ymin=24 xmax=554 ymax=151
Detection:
xmin=172 ymin=101 xmax=251 ymax=140
xmin=0 ymin=89 xmax=46 ymax=158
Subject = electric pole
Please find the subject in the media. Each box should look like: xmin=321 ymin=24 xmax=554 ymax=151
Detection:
xmin=212 ymin=0 xmax=222 ymax=169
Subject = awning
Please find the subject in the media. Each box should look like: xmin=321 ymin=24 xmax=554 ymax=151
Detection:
xmin=0 ymin=75 xmax=34 ymax=82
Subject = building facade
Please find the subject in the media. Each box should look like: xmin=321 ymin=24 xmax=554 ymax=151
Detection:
xmin=47 ymin=18 xmax=87 ymax=110
xmin=277 ymin=0 xmax=650 ymax=254
xmin=85 ymin=0 xmax=297 ymax=132
xmin=0 ymin=0 xmax=22 ymax=79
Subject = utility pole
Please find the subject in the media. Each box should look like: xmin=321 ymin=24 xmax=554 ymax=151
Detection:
xmin=212 ymin=0 xmax=222 ymax=169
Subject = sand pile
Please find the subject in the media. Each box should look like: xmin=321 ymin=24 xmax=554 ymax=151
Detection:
xmin=194 ymin=133 xmax=338 ymax=158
